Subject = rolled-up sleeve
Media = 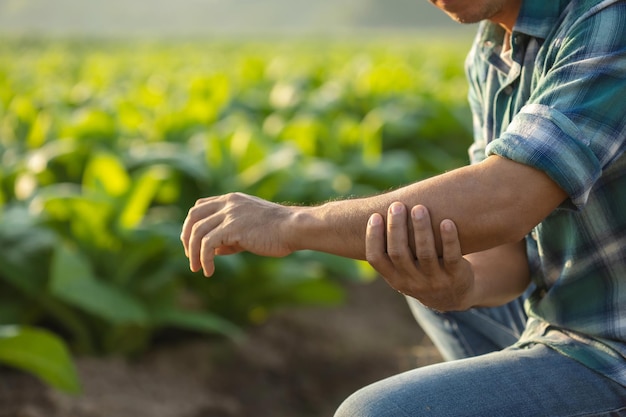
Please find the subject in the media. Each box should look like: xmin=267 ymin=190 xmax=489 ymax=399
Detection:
xmin=486 ymin=104 xmax=601 ymax=209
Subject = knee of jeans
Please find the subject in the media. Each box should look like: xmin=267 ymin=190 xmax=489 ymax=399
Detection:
xmin=334 ymin=389 xmax=373 ymax=417
xmin=334 ymin=385 xmax=398 ymax=417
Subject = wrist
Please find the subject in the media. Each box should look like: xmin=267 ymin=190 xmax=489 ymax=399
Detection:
xmin=281 ymin=205 xmax=318 ymax=253
xmin=280 ymin=201 xmax=366 ymax=259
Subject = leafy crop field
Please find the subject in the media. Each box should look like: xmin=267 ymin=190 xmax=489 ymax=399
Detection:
xmin=0 ymin=37 xmax=472 ymax=391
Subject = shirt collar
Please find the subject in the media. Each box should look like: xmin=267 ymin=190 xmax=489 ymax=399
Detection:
xmin=513 ymin=0 xmax=570 ymax=39
xmin=477 ymin=0 xmax=569 ymax=45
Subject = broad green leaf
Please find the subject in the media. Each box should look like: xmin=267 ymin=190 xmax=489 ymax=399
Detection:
xmin=70 ymin=198 xmax=117 ymax=247
xmin=83 ymin=152 xmax=130 ymax=197
xmin=36 ymin=188 xmax=119 ymax=251
xmin=118 ymin=166 xmax=166 ymax=229
xmin=9 ymin=95 xmax=37 ymax=125
xmin=281 ymin=116 xmax=321 ymax=156
xmin=24 ymin=139 xmax=82 ymax=181
xmin=298 ymin=252 xmax=378 ymax=282
xmin=65 ymin=108 xmax=117 ymax=142
xmin=0 ymin=325 xmax=80 ymax=394
xmin=126 ymin=142 xmax=209 ymax=181
xmin=26 ymin=111 xmax=52 ymax=149
xmin=238 ymin=146 xmax=298 ymax=188
xmin=229 ymin=126 xmax=257 ymax=169
xmin=152 ymin=308 xmax=242 ymax=339
xmin=360 ymin=110 xmax=383 ymax=165
xmin=184 ymin=97 xmax=219 ymax=125
xmin=50 ymin=244 xmax=148 ymax=325
xmin=0 ymin=299 xmax=22 ymax=324
xmin=0 ymin=206 xmax=57 ymax=294
xmin=205 ymin=131 xmax=224 ymax=168
xmin=287 ymin=279 xmax=345 ymax=306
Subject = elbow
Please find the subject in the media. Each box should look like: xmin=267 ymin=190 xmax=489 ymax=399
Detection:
xmin=502 ymin=224 xmax=532 ymax=247
xmin=501 ymin=212 xmax=537 ymax=245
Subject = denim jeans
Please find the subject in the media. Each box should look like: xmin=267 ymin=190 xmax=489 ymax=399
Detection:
xmin=334 ymin=293 xmax=626 ymax=417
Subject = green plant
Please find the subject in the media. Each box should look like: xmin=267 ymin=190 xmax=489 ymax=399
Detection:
xmin=0 ymin=325 xmax=80 ymax=394
xmin=0 ymin=37 xmax=472 ymax=387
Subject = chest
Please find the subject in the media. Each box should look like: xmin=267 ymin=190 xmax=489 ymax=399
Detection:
xmin=473 ymin=35 xmax=545 ymax=144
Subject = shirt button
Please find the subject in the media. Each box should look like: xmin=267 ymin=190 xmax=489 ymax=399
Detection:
xmin=503 ymin=85 xmax=513 ymax=95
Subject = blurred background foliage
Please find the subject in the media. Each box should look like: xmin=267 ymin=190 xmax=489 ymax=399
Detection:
xmin=0 ymin=36 xmax=472 ymax=392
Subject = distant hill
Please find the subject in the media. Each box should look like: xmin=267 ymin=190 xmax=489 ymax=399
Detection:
xmin=0 ymin=0 xmax=473 ymax=37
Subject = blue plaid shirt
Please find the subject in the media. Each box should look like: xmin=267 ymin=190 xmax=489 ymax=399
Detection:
xmin=466 ymin=0 xmax=626 ymax=386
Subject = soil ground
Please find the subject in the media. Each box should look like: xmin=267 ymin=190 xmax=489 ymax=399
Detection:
xmin=0 ymin=279 xmax=442 ymax=417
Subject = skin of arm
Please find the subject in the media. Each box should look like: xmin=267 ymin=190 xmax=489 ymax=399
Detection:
xmin=464 ymin=239 xmax=531 ymax=308
xmin=365 ymin=202 xmax=530 ymax=311
xmin=287 ymin=155 xmax=566 ymax=259
xmin=181 ymin=154 xmax=567 ymax=277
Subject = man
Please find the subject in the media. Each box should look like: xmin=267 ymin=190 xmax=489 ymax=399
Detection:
xmin=181 ymin=0 xmax=626 ymax=414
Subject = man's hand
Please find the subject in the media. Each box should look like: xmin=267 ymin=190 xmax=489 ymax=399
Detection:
xmin=180 ymin=192 xmax=295 ymax=277
xmin=366 ymin=202 xmax=475 ymax=311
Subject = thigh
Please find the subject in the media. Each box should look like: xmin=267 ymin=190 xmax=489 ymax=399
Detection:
xmin=334 ymin=344 xmax=626 ymax=417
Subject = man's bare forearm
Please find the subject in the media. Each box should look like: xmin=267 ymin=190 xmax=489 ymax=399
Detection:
xmin=285 ymin=155 xmax=567 ymax=260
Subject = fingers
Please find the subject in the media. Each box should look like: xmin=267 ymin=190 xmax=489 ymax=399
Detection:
xmin=189 ymin=217 xmax=220 ymax=276
xmin=367 ymin=203 xmax=462 ymax=276
xmin=386 ymin=203 xmax=414 ymax=270
xmin=180 ymin=197 xmax=214 ymax=257
xmin=365 ymin=212 xmax=393 ymax=276
xmin=366 ymin=203 xmax=414 ymax=274
xmin=440 ymin=219 xmax=463 ymax=270
xmin=411 ymin=205 xmax=438 ymax=274
xmin=181 ymin=198 xmax=224 ymax=276
xmin=199 ymin=237 xmax=217 ymax=277
xmin=365 ymin=202 xmax=416 ymax=292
